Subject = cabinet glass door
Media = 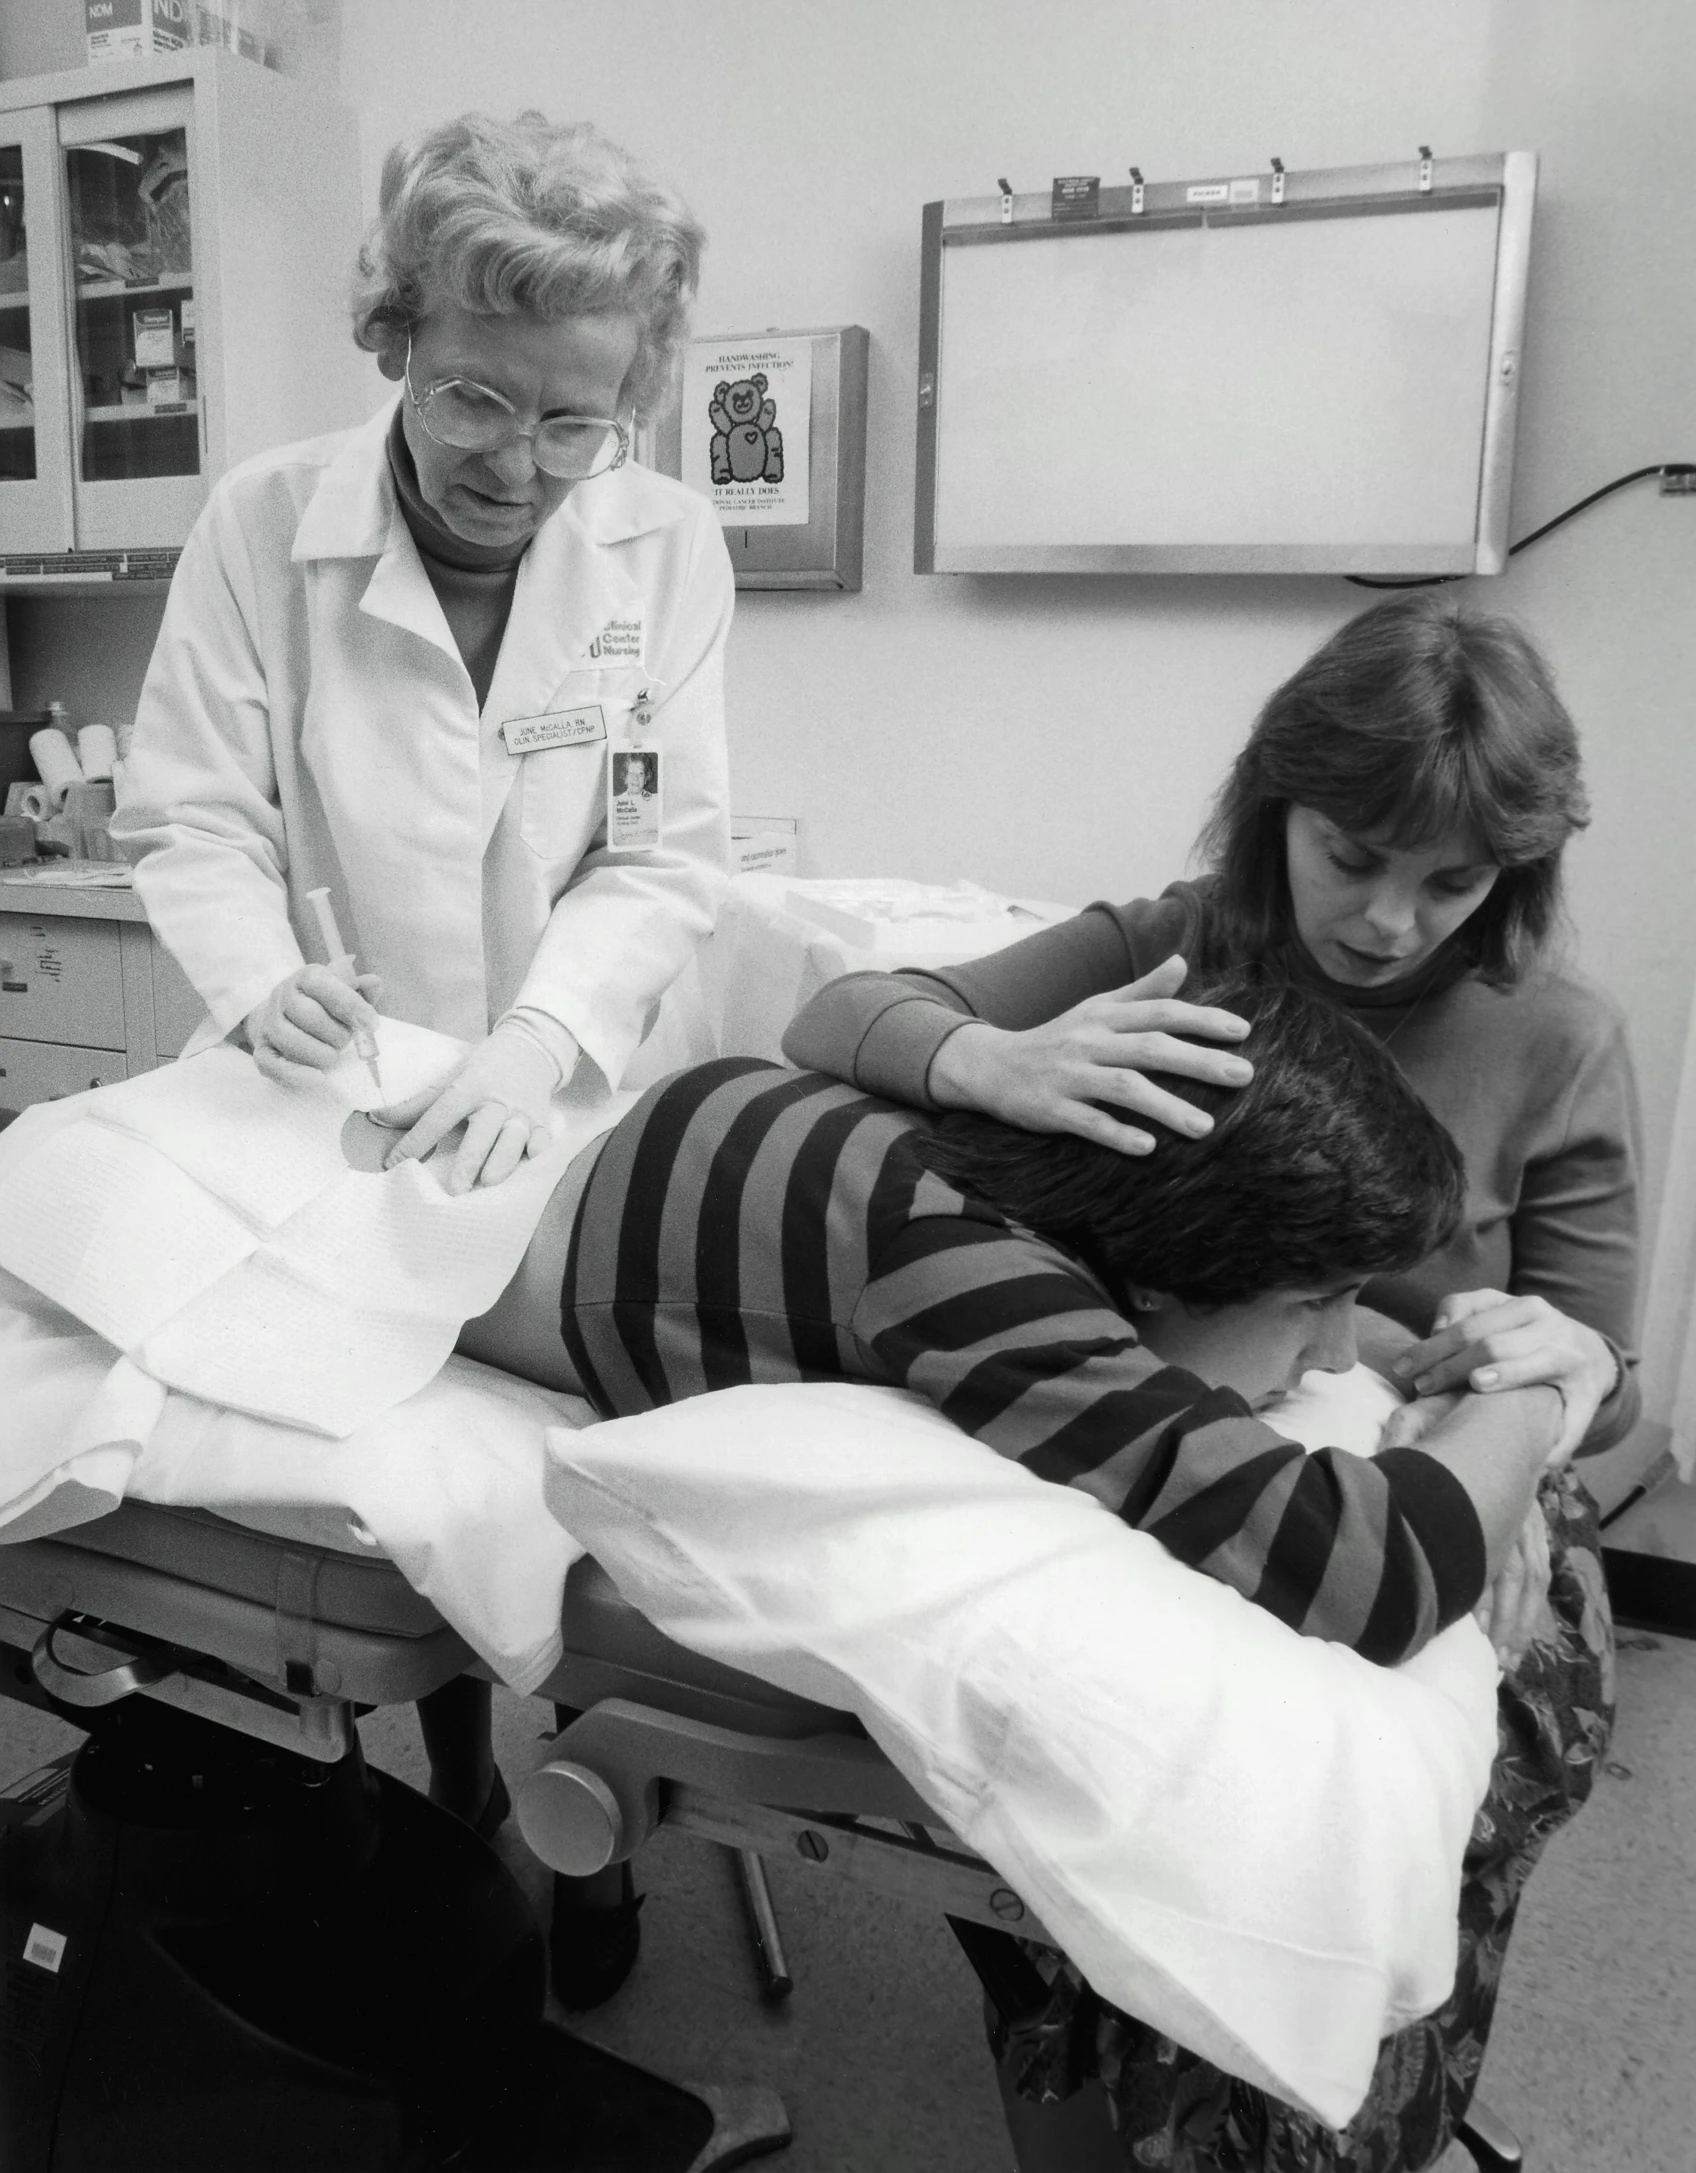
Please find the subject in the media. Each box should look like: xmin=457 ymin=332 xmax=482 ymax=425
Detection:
xmin=59 ymin=84 xmax=204 ymax=550
xmin=65 ymin=126 xmax=198 ymax=486
xmin=0 ymin=107 xmax=73 ymax=555
xmin=0 ymin=145 xmax=36 ymax=483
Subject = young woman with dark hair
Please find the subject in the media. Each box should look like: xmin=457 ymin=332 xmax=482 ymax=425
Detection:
xmin=782 ymin=591 xmax=1632 ymax=2171
xmin=786 ymin=593 xmax=1634 ymax=1451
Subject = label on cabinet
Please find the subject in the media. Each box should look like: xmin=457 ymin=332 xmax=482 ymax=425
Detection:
xmin=0 ymin=915 xmax=126 ymax=1050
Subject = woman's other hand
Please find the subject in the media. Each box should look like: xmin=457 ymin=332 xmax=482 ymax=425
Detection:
xmin=245 ymin=964 xmax=382 ymax=1083
xmin=925 ymin=954 xmax=1254 ymax=1154
xmin=1392 ymin=1288 xmax=1619 ymax=1461
xmin=1474 ymin=1502 xmax=1555 ymax=1667
xmin=379 ymin=1023 xmax=568 ymax=1194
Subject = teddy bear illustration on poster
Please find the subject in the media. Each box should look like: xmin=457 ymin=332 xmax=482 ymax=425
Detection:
xmin=708 ymin=373 xmax=785 ymax=486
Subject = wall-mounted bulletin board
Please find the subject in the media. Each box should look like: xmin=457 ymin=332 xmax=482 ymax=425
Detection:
xmin=915 ymin=152 xmax=1536 ymax=578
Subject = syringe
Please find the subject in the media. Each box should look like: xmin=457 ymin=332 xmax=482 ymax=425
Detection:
xmin=304 ymin=886 xmax=384 ymax=1094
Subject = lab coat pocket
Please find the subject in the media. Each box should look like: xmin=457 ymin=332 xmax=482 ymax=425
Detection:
xmin=519 ymin=742 xmax=607 ymax=868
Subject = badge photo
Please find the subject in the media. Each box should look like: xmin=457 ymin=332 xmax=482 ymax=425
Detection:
xmin=607 ymin=746 xmax=663 ymax=852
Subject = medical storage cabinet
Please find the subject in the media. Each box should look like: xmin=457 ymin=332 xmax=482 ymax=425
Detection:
xmin=0 ymin=46 xmax=365 ymax=573
xmin=0 ymin=884 xmax=201 ymax=1108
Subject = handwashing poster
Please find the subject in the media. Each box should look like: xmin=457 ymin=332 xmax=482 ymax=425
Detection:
xmin=682 ymin=335 xmax=810 ymax=525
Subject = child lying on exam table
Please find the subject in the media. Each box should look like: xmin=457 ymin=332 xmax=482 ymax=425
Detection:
xmin=0 ymin=986 xmax=1514 ymax=2138
xmin=0 ymin=967 xmax=1582 ymax=2157
xmin=458 ymin=970 xmax=1596 ymax=2167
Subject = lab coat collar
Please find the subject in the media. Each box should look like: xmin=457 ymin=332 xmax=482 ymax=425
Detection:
xmin=291 ymin=397 xmax=690 ymax=564
xmin=291 ymin=400 xmax=399 ymax=563
xmin=478 ymin=484 xmax=646 ymax=732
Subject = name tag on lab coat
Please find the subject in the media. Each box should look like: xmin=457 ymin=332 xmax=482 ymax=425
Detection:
xmin=501 ymin=706 xmax=606 ymax=755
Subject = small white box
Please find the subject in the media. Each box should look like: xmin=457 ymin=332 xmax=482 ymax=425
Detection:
xmin=732 ymin=816 xmax=799 ymax=877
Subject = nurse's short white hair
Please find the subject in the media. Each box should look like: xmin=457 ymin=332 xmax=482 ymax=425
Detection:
xmin=351 ymin=112 xmax=705 ymax=414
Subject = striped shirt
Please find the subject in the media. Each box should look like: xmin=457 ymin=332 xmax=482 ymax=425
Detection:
xmin=561 ymin=1059 xmax=1484 ymax=1664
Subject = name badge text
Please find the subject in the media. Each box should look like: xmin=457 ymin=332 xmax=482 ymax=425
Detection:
xmin=502 ymin=706 xmax=606 ymax=755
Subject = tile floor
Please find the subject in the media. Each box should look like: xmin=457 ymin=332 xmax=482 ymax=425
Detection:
xmin=3 ymin=1629 xmax=1693 ymax=2171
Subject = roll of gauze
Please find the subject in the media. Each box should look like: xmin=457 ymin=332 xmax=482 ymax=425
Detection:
xmin=77 ymin=725 xmax=117 ymax=783
xmin=28 ymin=729 xmax=83 ymax=809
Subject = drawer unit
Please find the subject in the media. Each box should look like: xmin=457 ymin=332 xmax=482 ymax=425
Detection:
xmin=0 ymin=912 xmax=126 ymax=1050
xmin=0 ymin=1035 xmax=127 ymax=1110
xmin=0 ymin=890 xmax=209 ymax=1106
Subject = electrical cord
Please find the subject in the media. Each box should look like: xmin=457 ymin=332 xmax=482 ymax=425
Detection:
xmin=1345 ymin=462 xmax=1696 ymax=588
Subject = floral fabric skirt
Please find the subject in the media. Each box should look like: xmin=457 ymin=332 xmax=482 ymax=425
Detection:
xmin=992 ymin=1470 xmax=1615 ymax=2173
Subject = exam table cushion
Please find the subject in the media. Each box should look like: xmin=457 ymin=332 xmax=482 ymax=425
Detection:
xmin=0 ymin=1495 xmax=857 ymax=1728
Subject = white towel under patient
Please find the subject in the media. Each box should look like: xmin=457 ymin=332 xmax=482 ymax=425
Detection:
xmin=0 ymin=1026 xmax=632 ymax=1435
xmin=0 ymin=1029 xmax=627 ymax=1687
xmin=0 ymin=1264 xmax=592 ymax=1691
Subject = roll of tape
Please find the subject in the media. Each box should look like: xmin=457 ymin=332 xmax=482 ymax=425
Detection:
xmin=15 ymin=785 xmax=53 ymax=822
xmin=28 ymin=727 xmax=84 ymax=809
xmin=77 ymin=724 xmax=117 ymax=783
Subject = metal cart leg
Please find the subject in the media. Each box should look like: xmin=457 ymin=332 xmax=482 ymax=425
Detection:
xmin=733 ymin=1848 xmax=794 ymax=2003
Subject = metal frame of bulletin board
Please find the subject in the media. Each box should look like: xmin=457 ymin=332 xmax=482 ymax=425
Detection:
xmin=914 ymin=151 xmax=1537 ymax=578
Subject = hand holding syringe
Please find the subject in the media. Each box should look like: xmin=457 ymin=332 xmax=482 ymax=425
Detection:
xmin=241 ymin=891 xmax=384 ymax=1091
xmin=305 ymin=888 xmax=383 ymax=1093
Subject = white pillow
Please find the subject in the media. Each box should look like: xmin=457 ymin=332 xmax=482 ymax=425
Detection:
xmin=543 ymin=1379 xmax=1496 ymax=2130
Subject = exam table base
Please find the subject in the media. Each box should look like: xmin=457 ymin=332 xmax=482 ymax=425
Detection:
xmin=0 ymin=1701 xmax=790 ymax=2173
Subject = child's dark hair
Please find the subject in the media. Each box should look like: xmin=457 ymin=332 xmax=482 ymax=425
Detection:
xmin=914 ymin=967 xmax=1464 ymax=1307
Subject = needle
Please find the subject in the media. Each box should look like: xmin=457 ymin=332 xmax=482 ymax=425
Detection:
xmin=304 ymin=886 xmax=384 ymax=1094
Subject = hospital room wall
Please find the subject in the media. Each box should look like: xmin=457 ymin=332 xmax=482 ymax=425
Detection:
xmin=4 ymin=1 xmax=1693 ymax=1232
xmin=341 ymin=0 xmax=1696 ymax=1222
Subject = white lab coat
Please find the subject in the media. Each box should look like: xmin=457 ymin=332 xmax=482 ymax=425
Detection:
xmin=114 ymin=399 xmax=734 ymax=1090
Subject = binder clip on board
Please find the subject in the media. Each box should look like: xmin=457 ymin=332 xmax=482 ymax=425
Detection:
xmin=654 ymin=325 xmax=868 ymax=592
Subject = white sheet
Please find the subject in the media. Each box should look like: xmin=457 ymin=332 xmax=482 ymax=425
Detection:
xmin=543 ymin=1379 xmax=1498 ymax=2131
xmin=0 ymin=1029 xmax=633 ymax=1436
xmin=0 ymin=1267 xmax=591 ymax=1691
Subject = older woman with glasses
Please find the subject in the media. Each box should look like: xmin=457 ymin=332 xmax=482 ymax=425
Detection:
xmin=112 ymin=112 xmax=736 ymax=1989
xmin=116 ymin=111 xmax=733 ymax=1194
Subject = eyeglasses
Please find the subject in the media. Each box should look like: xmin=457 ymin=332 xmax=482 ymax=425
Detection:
xmin=404 ymin=338 xmax=629 ymax=481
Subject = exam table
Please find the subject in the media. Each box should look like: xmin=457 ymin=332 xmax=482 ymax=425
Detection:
xmin=0 ymin=1494 xmax=1526 ymax=2173
xmin=0 ymin=1490 xmax=1049 ymax=2173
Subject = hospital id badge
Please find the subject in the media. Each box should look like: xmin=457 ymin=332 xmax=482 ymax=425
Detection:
xmin=501 ymin=705 xmax=606 ymax=755
xmin=607 ymin=745 xmax=662 ymax=851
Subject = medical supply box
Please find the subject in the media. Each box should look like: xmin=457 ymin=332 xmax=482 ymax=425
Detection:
xmin=86 ymin=0 xmax=191 ymax=63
